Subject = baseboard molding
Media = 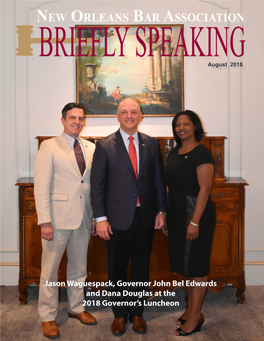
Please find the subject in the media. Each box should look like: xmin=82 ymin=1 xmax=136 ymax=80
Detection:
xmin=0 ymin=263 xmax=19 ymax=266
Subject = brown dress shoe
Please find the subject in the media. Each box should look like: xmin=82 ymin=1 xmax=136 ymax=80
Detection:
xmin=129 ymin=316 xmax=148 ymax=334
xmin=111 ymin=317 xmax=127 ymax=335
xmin=68 ymin=311 xmax=97 ymax=325
xmin=42 ymin=321 xmax=59 ymax=339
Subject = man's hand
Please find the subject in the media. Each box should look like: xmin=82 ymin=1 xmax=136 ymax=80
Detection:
xmin=154 ymin=213 xmax=166 ymax=230
xmin=91 ymin=220 xmax=97 ymax=236
xmin=96 ymin=220 xmax=113 ymax=240
xmin=41 ymin=222 xmax=54 ymax=241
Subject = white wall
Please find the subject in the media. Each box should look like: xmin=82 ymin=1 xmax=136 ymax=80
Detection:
xmin=242 ymin=0 xmax=264 ymax=277
xmin=1 ymin=0 xmax=263 ymax=285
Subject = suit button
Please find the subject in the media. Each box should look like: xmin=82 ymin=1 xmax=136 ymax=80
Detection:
xmin=81 ymin=180 xmax=84 ymax=183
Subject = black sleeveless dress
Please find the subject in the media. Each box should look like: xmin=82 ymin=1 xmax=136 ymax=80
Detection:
xmin=163 ymin=144 xmax=216 ymax=277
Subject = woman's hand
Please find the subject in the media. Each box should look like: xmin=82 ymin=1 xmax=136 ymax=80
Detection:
xmin=162 ymin=225 xmax=168 ymax=236
xmin=186 ymin=223 xmax=199 ymax=240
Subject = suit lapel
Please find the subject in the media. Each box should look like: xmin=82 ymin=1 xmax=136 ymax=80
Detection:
xmin=114 ymin=130 xmax=136 ymax=178
xmin=59 ymin=133 xmax=81 ymax=177
xmin=81 ymin=138 xmax=91 ymax=177
xmin=138 ymin=133 xmax=146 ymax=179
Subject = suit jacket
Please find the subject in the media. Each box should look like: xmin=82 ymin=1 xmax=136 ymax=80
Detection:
xmin=91 ymin=130 xmax=167 ymax=230
xmin=34 ymin=133 xmax=95 ymax=230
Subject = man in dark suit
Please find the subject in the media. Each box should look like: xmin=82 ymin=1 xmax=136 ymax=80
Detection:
xmin=91 ymin=98 xmax=167 ymax=336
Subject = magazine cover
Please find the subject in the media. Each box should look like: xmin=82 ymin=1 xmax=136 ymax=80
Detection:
xmin=1 ymin=0 xmax=264 ymax=340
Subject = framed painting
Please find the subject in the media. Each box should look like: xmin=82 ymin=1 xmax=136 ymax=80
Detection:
xmin=76 ymin=25 xmax=184 ymax=117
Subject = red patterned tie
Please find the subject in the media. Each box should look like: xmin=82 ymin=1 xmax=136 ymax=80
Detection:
xmin=74 ymin=139 xmax=86 ymax=176
xmin=129 ymin=136 xmax=139 ymax=205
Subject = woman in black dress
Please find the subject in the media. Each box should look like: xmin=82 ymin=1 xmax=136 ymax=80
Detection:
xmin=163 ymin=110 xmax=216 ymax=336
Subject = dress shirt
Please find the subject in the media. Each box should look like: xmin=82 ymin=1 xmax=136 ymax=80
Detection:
xmin=64 ymin=132 xmax=86 ymax=163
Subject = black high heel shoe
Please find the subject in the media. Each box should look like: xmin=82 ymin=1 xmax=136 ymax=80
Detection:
xmin=174 ymin=313 xmax=204 ymax=336
xmin=176 ymin=317 xmax=186 ymax=325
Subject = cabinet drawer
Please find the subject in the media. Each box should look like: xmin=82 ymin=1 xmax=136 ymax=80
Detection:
xmin=214 ymin=201 xmax=238 ymax=214
xmin=211 ymin=188 xmax=239 ymax=201
xmin=25 ymin=187 xmax=34 ymax=200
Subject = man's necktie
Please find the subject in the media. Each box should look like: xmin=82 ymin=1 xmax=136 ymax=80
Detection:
xmin=74 ymin=139 xmax=86 ymax=176
xmin=129 ymin=136 xmax=139 ymax=205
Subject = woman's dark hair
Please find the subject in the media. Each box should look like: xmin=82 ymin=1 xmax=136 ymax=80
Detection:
xmin=172 ymin=110 xmax=205 ymax=146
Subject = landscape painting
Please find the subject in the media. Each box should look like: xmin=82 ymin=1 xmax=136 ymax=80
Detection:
xmin=76 ymin=25 xmax=184 ymax=117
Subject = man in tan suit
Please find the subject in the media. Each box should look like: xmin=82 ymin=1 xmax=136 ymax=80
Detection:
xmin=34 ymin=103 xmax=96 ymax=339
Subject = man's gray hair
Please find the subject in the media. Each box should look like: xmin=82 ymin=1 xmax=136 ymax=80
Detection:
xmin=117 ymin=98 xmax=141 ymax=113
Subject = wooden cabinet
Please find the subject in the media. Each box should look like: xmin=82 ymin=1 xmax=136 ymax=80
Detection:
xmin=16 ymin=179 xmax=67 ymax=304
xmin=16 ymin=136 xmax=248 ymax=304
xmin=208 ymin=181 xmax=247 ymax=302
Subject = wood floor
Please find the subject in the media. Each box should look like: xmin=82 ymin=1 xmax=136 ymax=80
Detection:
xmin=1 ymin=285 xmax=264 ymax=340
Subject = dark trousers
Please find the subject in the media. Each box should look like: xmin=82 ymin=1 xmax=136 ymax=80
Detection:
xmin=105 ymin=208 xmax=154 ymax=318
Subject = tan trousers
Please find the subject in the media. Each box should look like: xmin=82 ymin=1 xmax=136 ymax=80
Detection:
xmin=38 ymin=223 xmax=90 ymax=321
